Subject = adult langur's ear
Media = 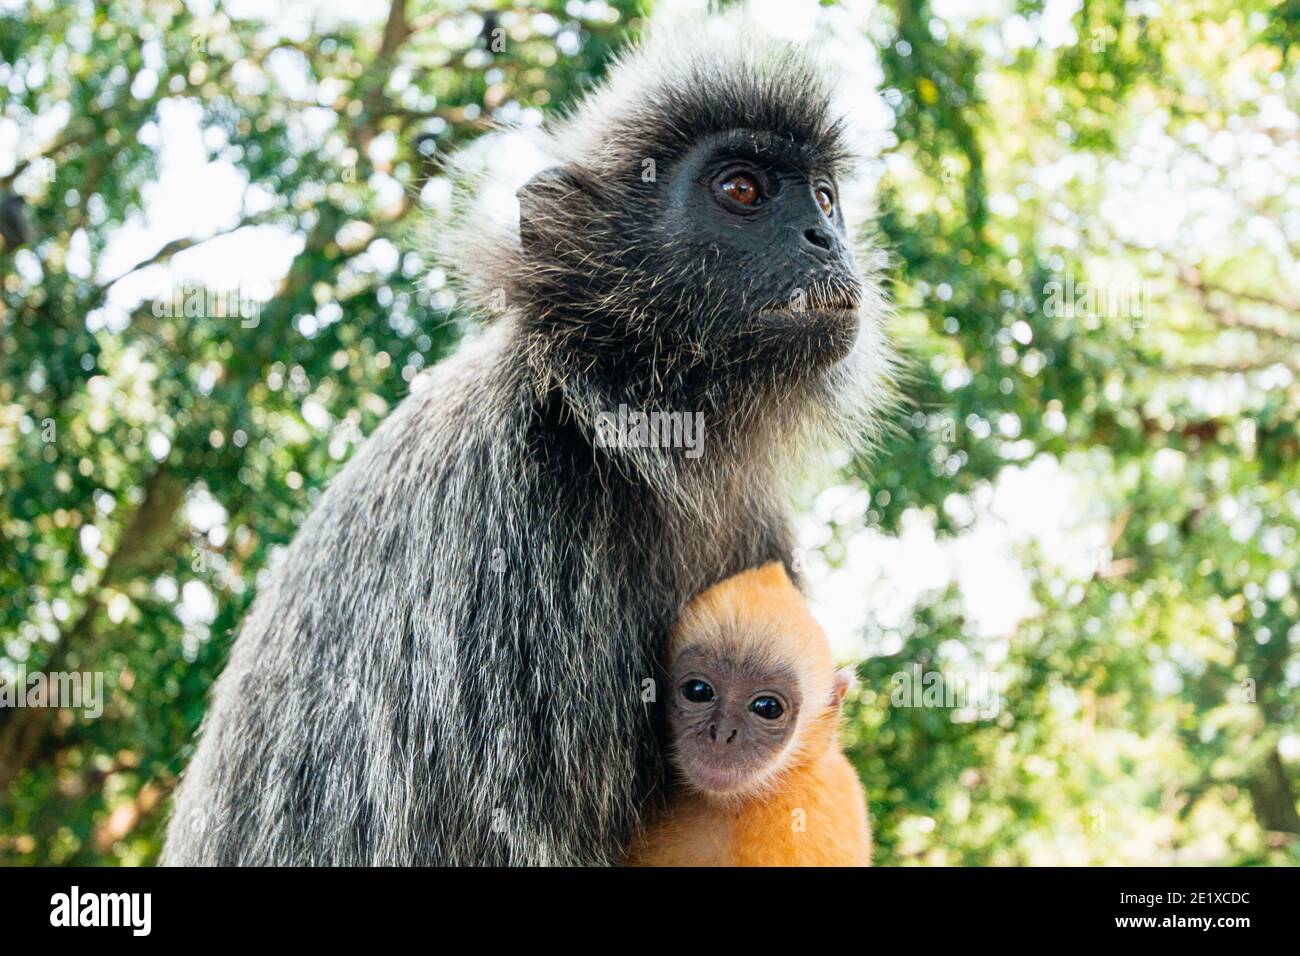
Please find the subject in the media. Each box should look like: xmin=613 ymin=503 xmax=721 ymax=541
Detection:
xmin=517 ymin=166 xmax=587 ymax=257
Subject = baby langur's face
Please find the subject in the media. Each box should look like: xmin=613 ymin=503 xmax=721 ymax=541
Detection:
xmin=668 ymin=644 xmax=802 ymax=797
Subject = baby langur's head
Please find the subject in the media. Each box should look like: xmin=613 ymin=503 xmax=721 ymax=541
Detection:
xmin=667 ymin=562 xmax=852 ymax=801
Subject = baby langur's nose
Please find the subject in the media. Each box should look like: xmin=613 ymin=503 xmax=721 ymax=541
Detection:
xmin=708 ymin=723 xmax=739 ymax=745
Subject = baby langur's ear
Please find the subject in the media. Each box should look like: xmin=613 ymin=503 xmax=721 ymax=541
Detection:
xmin=517 ymin=166 xmax=587 ymax=257
xmin=830 ymin=667 xmax=857 ymax=711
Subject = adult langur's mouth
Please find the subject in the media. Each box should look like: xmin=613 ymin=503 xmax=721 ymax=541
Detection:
xmin=752 ymin=304 xmax=860 ymax=330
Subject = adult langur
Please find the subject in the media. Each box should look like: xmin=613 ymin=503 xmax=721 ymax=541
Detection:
xmin=164 ymin=19 xmax=895 ymax=866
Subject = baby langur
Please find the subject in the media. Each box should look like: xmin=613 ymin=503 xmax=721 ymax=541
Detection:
xmin=629 ymin=563 xmax=871 ymax=866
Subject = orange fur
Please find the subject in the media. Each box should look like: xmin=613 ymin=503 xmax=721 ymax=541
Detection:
xmin=628 ymin=563 xmax=871 ymax=866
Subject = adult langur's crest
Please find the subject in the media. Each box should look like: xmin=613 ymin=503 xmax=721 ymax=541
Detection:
xmin=443 ymin=15 xmax=896 ymax=509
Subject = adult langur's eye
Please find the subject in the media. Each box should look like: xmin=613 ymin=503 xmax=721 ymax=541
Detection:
xmin=720 ymin=173 xmax=761 ymax=206
xmin=682 ymin=680 xmax=716 ymax=703
xmin=750 ymin=696 xmax=784 ymax=720
xmin=815 ymin=186 xmax=835 ymax=217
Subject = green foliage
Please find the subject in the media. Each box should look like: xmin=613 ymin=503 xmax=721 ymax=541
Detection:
xmin=2 ymin=0 xmax=1296 ymax=866
xmin=844 ymin=0 xmax=1299 ymax=864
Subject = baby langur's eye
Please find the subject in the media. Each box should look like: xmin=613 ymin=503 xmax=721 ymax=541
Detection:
xmin=814 ymin=186 xmax=835 ymax=217
xmin=749 ymin=696 xmax=784 ymax=720
xmin=681 ymin=679 xmax=716 ymax=703
xmin=719 ymin=173 xmax=761 ymax=207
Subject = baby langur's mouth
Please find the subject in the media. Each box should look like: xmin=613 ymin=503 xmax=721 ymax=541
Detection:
xmin=678 ymin=754 xmax=761 ymax=795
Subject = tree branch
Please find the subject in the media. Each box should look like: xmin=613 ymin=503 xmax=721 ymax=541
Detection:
xmin=90 ymin=211 xmax=281 ymax=303
xmin=1179 ymin=267 xmax=1300 ymax=346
